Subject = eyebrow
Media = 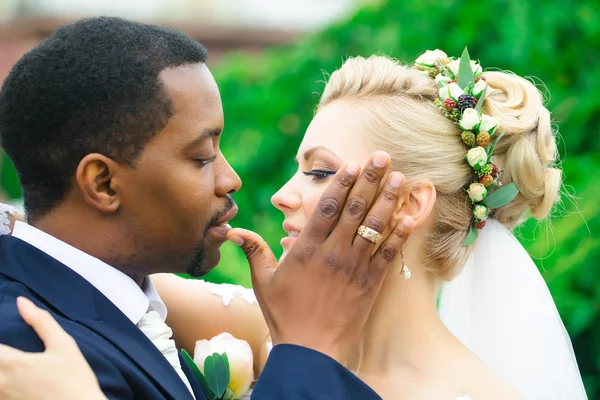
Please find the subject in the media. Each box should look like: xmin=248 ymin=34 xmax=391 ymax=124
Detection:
xmin=303 ymin=145 xmax=341 ymax=161
xmin=184 ymin=127 xmax=222 ymax=151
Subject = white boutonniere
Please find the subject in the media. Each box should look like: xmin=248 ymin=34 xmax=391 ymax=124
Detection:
xmin=182 ymin=332 xmax=254 ymax=399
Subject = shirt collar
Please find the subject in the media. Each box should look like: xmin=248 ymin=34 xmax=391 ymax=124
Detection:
xmin=11 ymin=221 xmax=167 ymax=324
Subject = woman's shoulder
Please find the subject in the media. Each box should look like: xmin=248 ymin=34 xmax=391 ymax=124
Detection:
xmin=459 ymin=355 xmax=524 ymax=400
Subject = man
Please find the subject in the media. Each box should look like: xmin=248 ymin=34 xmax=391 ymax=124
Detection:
xmin=0 ymin=17 xmax=411 ymax=399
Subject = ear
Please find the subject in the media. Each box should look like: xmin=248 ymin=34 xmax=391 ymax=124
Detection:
xmin=75 ymin=153 xmax=121 ymax=213
xmin=394 ymin=179 xmax=437 ymax=227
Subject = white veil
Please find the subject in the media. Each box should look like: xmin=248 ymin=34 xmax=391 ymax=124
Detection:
xmin=438 ymin=219 xmax=588 ymax=399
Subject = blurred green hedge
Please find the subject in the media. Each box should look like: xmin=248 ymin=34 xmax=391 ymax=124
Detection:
xmin=1 ymin=0 xmax=598 ymax=395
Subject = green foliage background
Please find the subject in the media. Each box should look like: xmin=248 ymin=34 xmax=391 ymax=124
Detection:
xmin=1 ymin=0 xmax=598 ymax=396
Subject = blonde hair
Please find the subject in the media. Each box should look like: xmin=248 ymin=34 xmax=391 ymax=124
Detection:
xmin=318 ymin=55 xmax=561 ymax=278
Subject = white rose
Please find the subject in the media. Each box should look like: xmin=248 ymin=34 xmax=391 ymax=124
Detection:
xmin=194 ymin=333 xmax=254 ymax=398
xmin=415 ymin=49 xmax=448 ymax=66
xmin=438 ymin=85 xmax=450 ymax=101
xmin=466 ymin=146 xmax=488 ymax=168
xmin=459 ymin=108 xmax=480 ymax=130
xmin=467 ymin=183 xmax=487 ymax=202
xmin=473 ymin=80 xmax=487 ymax=97
xmin=479 ymin=114 xmax=499 ymax=134
xmin=448 ymin=59 xmax=460 ymax=77
xmin=434 ymin=74 xmax=452 ymax=85
xmin=473 ymin=204 xmax=489 ymax=221
xmin=448 ymin=59 xmax=482 ymax=78
xmin=447 ymin=82 xmax=464 ymax=101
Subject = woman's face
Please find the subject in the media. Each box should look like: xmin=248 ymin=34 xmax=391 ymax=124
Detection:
xmin=271 ymin=101 xmax=374 ymax=256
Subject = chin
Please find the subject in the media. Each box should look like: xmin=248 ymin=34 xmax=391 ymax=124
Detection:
xmin=278 ymin=250 xmax=289 ymax=262
xmin=204 ymin=249 xmax=222 ymax=272
xmin=188 ymin=248 xmax=222 ymax=278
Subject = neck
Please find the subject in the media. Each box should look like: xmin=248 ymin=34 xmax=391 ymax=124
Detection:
xmin=348 ymin=260 xmax=454 ymax=380
xmin=33 ymin=207 xmax=146 ymax=286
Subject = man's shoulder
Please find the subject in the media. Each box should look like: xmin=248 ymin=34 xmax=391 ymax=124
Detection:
xmin=0 ymin=280 xmax=64 ymax=351
xmin=0 ymin=280 xmax=93 ymax=351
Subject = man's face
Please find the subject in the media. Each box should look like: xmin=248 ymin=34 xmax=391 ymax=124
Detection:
xmin=117 ymin=63 xmax=241 ymax=277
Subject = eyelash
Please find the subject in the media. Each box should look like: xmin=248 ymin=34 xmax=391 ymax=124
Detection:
xmin=303 ymin=169 xmax=337 ymax=181
xmin=196 ymin=154 xmax=217 ymax=166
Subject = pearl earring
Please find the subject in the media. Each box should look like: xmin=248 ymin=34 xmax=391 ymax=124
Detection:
xmin=401 ymin=250 xmax=411 ymax=279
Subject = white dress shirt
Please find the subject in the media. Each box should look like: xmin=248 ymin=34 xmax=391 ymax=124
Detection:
xmin=11 ymin=221 xmax=195 ymax=397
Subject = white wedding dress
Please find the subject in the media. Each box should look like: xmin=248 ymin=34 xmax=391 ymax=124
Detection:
xmin=0 ymin=204 xmax=585 ymax=399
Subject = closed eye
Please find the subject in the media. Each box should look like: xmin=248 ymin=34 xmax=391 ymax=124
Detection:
xmin=196 ymin=154 xmax=217 ymax=166
xmin=303 ymin=169 xmax=336 ymax=182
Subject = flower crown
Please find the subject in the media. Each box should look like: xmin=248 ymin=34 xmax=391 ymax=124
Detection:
xmin=413 ymin=48 xmax=519 ymax=246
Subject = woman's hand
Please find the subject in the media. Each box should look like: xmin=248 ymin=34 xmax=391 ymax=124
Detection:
xmin=0 ymin=297 xmax=107 ymax=400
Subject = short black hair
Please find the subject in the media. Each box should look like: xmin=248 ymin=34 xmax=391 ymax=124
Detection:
xmin=0 ymin=16 xmax=207 ymax=221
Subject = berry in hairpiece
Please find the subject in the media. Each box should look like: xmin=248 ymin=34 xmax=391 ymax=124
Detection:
xmin=461 ymin=131 xmax=476 ymax=146
xmin=458 ymin=94 xmax=478 ymax=113
xmin=491 ymin=163 xmax=499 ymax=178
xmin=476 ymin=132 xmax=491 ymax=147
xmin=480 ymin=174 xmax=494 ymax=187
xmin=444 ymin=98 xmax=457 ymax=110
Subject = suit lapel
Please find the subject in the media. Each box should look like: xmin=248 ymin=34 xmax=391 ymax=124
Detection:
xmin=179 ymin=352 xmax=207 ymax=400
xmin=0 ymin=236 xmax=195 ymax=400
xmin=80 ymin=290 xmax=196 ymax=400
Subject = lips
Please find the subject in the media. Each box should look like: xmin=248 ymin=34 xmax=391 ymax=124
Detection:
xmin=213 ymin=204 xmax=239 ymax=227
xmin=282 ymin=221 xmax=301 ymax=237
xmin=206 ymin=203 xmax=239 ymax=243
xmin=281 ymin=220 xmax=302 ymax=250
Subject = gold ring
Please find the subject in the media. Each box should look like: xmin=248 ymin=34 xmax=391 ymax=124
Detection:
xmin=357 ymin=225 xmax=383 ymax=244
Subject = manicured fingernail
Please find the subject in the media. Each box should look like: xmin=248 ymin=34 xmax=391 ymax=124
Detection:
xmin=229 ymin=235 xmax=244 ymax=246
xmin=373 ymin=151 xmax=389 ymax=168
xmin=17 ymin=296 xmax=34 ymax=311
xmin=346 ymin=162 xmax=360 ymax=176
xmin=389 ymin=172 xmax=404 ymax=189
xmin=402 ymin=217 xmax=414 ymax=228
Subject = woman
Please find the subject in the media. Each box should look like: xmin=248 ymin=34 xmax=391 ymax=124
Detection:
xmin=0 ymin=50 xmax=587 ymax=399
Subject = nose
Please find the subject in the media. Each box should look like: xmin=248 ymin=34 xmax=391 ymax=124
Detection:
xmin=271 ymin=178 xmax=301 ymax=212
xmin=215 ymin=153 xmax=242 ymax=196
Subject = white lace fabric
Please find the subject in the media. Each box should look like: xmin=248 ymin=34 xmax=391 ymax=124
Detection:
xmin=0 ymin=203 xmax=17 ymax=236
xmin=198 ymin=280 xmax=258 ymax=307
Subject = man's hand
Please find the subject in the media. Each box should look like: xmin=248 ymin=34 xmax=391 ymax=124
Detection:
xmin=0 ymin=297 xmax=107 ymax=400
xmin=227 ymin=151 xmax=414 ymax=363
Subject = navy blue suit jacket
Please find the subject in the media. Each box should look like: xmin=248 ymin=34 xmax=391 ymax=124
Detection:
xmin=0 ymin=235 xmax=381 ymax=399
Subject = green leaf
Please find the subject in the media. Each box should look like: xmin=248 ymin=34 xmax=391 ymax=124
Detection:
xmin=464 ymin=225 xmax=478 ymax=246
xmin=222 ymin=388 xmax=236 ymax=400
xmin=181 ymin=350 xmax=216 ymax=400
xmin=220 ymin=353 xmax=230 ymax=395
xmin=475 ymin=86 xmax=487 ymax=111
xmin=486 ymin=130 xmax=506 ymax=161
xmin=221 ymin=352 xmax=230 ymax=376
xmin=457 ymin=47 xmax=474 ymax=89
xmin=204 ymin=353 xmax=230 ymax=398
xmin=463 ymin=81 xmax=474 ymax=95
xmin=483 ymin=182 xmax=519 ymax=208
